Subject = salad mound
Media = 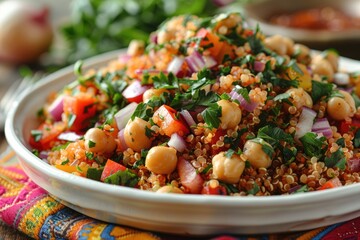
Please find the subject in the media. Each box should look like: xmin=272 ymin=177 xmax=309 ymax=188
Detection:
xmin=30 ymin=13 xmax=360 ymax=196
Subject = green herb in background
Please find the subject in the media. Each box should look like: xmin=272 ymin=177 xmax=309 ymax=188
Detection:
xmin=61 ymin=0 xmax=224 ymax=63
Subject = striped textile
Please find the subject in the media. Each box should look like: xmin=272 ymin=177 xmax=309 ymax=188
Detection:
xmin=0 ymin=150 xmax=359 ymax=240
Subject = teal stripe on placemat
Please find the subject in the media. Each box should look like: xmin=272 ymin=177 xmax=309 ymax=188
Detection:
xmin=312 ymin=223 xmax=342 ymax=240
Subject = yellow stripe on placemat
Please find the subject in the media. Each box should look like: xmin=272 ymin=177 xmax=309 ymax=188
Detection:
xmin=296 ymin=227 xmax=326 ymax=240
xmin=18 ymin=196 xmax=64 ymax=239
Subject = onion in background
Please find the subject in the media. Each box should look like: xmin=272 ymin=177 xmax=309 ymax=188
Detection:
xmin=0 ymin=0 xmax=53 ymax=64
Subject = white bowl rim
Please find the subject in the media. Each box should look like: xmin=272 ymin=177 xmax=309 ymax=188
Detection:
xmin=5 ymin=50 xmax=360 ymax=208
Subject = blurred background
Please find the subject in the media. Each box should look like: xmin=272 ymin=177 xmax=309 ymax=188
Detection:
xmin=1 ymin=0 xmax=360 ymax=125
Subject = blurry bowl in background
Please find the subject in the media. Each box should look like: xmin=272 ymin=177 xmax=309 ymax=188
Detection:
xmin=243 ymin=0 xmax=360 ymax=43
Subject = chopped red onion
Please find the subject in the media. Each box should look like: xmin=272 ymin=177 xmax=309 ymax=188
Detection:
xmin=118 ymin=128 xmax=128 ymax=152
xmin=254 ymin=61 xmax=265 ymax=72
xmin=348 ymin=158 xmax=360 ymax=172
xmin=180 ymin=109 xmax=196 ymax=127
xmin=114 ymin=102 xmax=138 ymax=130
xmin=333 ymin=72 xmax=350 ymax=86
xmin=48 ymin=95 xmax=64 ymax=121
xmin=58 ymin=132 xmax=83 ymax=142
xmin=185 ymin=51 xmax=206 ymax=73
xmin=39 ymin=151 xmax=49 ymax=161
xmin=288 ymin=185 xmax=301 ymax=194
xmin=229 ymin=88 xmax=258 ymax=112
xmin=312 ymin=118 xmax=333 ymax=138
xmin=203 ymin=56 xmax=217 ymax=68
xmin=167 ymin=56 xmax=185 ymax=76
xmin=295 ymin=107 xmax=316 ymax=140
xmin=150 ymin=32 xmax=158 ymax=44
xmin=168 ymin=133 xmax=187 ymax=152
xmin=122 ymin=80 xmax=151 ymax=103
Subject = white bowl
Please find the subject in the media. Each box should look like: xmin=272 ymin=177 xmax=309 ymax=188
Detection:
xmin=5 ymin=50 xmax=360 ymax=235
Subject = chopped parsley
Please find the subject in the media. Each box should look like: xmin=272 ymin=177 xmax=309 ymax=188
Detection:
xmin=299 ymin=132 xmax=327 ymax=158
xmin=88 ymin=140 xmax=96 ymax=148
xmin=325 ymin=148 xmax=346 ymax=170
xmin=131 ymin=102 xmax=154 ymax=121
xmin=86 ymin=167 xmax=103 ymax=181
xmin=30 ymin=130 xmax=42 ymax=142
xmin=250 ymin=138 xmax=274 ymax=158
xmin=201 ymin=103 xmax=221 ymax=129
xmin=104 ymin=169 xmax=139 ymax=187
xmin=247 ymin=182 xmax=260 ymax=195
xmin=61 ymin=159 xmax=69 ymax=165
xmin=311 ymin=80 xmax=334 ymax=103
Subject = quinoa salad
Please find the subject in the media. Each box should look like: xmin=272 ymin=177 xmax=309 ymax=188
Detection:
xmin=30 ymin=13 xmax=360 ymax=196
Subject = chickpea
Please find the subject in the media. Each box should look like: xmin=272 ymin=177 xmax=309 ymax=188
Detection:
xmin=327 ymin=90 xmax=356 ymax=121
xmin=212 ymin=152 xmax=245 ymax=184
xmin=84 ymin=128 xmax=116 ymax=154
xmin=143 ymin=88 xmax=169 ymax=102
xmin=157 ymin=29 xmax=175 ymax=44
xmin=127 ymin=40 xmax=145 ymax=57
xmin=286 ymin=87 xmax=313 ymax=109
xmin=156 ymin=185 xmax=183 ymax=194
xmin=124 ymin=117 xmax=152 ymax=152
xmin=294 ymin=44 xmax=311 ymax=65
xmin=145 ymin=146 xmax=178 ymax=175
xmin=264 ymin=35 xmax=294 ymax=56
xmin=243 ymin=139 xmax=273 ymax=169
xmin=311 ymin=55 xmax=334 ymax=81
xmin=323 ymin=50 xmax=339 ymax=72
xmin=217 ymin=99 xmax=242 ymax=130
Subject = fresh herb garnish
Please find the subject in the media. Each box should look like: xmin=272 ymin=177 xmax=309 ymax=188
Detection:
xmin=299 ymin=132 xmax=328 ymax=158
xmin=311 ymin=80 xmax=334 ymax=103
xmin=88 ymin=140 xmax=96 ymax=148
xmin=86 ymin=167 xmax=103 ymax=181
xmin=31 ymin=130 xmax=42 ymax=142
xmin=61 ymin=159 xmax=69 ymax=165
xmin=104 ymin=169 xmax=139 ymax=187
xmin=325 ymin=148 xmax=346 ymax=170
xmin=247 ymin=182 xmax=260 ymax=195
xmin=201 ymin=103 xmax=221 ymax=129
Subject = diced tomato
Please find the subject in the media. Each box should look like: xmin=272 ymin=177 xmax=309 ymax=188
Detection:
xmin=215 ymin=41 xmax=234 ymax=63
xmin=177 ymin=157 xmax=204 ymax=194
xmin=196 ymin=28 xmax=224 ymax=58
xmin=347 ymin=158 xmax=360 ymax=173
xmin=55 ymin=165 xmax=88 ymax=177
xmin=211 ymin=129 xmax=226 ymax=155
xmin=63 ymin=93 xmax=97 ymax=131
xmin=319 ymin=177 xmax=342 ymax=190
xmin=153 ymin=105 xmax=189 ymax=137
xmin=201 ymin=184 xmax=227 ymax=195
xmin=100 ymin=159 xmax=126 ymax=182
xmin=122 ymin=80 xmax=151 ymax=103
xmin=339 ymin=119 xmax=360 ymax=134
xmin=29 ymin=122 xmax=64 ymax=151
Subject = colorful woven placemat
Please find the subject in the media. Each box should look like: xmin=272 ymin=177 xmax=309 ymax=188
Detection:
xmin=0 ymin=149 xmax=359 ymax=240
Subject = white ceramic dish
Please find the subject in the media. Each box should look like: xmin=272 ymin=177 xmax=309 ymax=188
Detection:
xmin=5 ymin=50 xmax=360 ymax=235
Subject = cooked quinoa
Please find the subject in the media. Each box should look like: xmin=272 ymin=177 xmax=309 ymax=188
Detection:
xmin=30 ymin=13 xmax=360 ymax=196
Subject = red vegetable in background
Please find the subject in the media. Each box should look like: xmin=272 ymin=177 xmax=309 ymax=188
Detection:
xmin=100 ymin=159 xmax=126 ymax=182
